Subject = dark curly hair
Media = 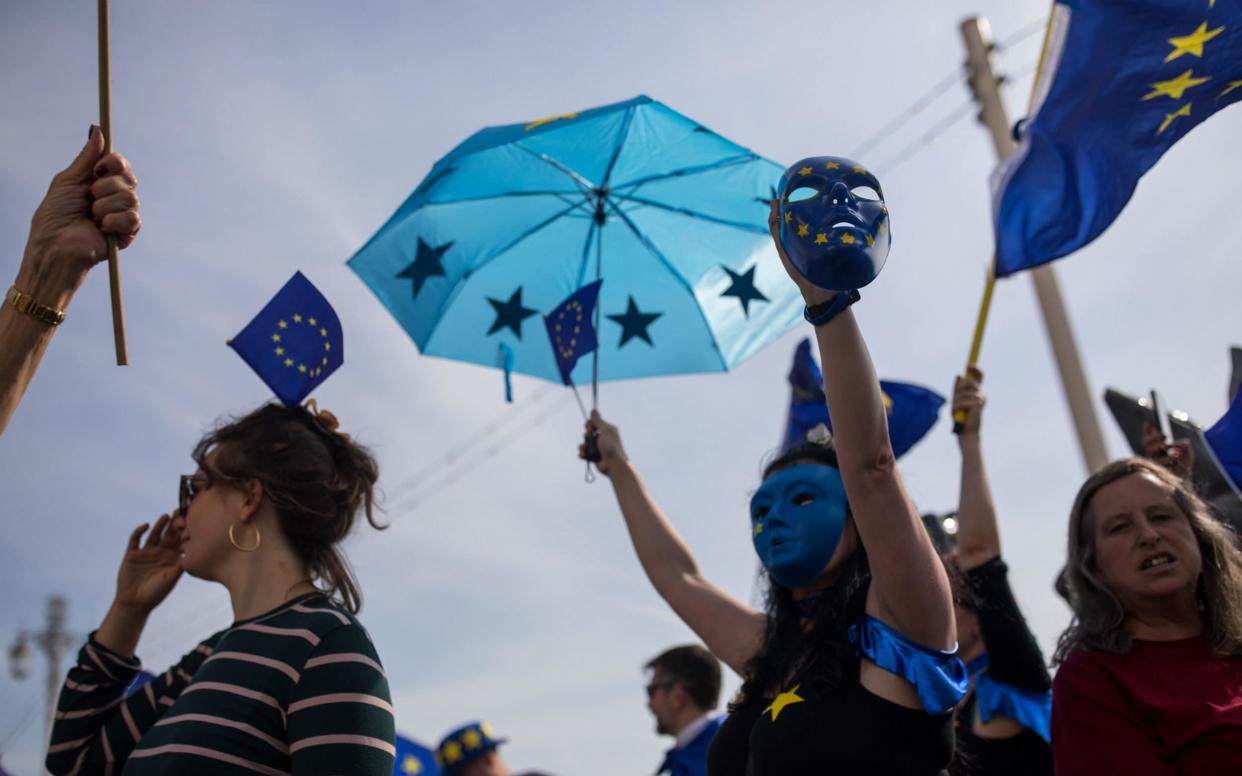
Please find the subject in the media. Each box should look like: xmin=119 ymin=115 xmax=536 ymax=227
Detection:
xmin=730 ymin=442 xmax=872 ymax=712
xmin=192 ymin=402 xmax=385 ymax=613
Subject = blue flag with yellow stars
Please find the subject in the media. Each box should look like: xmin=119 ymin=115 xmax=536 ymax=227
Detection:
xmin=992 ymin=0 xmax=1242 ymax=276
xmin=544 ymin=280 xmax=602 ymax=386
xmin=229 ymin=271 xmax=343 ymax=406
xmin=1206 ymin=388 xmax=1242 ymax=497
xmin=783 ymin=338 xmax=943 ymax=459
xmin=393 ymin=734 xmax=439 ymax=776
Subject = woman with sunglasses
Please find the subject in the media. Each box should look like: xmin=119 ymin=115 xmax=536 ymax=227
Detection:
xmin=46 ymin=402 xmax=395 ymax=775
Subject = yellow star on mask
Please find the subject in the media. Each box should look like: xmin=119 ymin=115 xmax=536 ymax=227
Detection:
xmin=814 ymin=232 xmax=828 ymax=244
xmin=442 ymin=741 xmax=463 ymax=763
xmin=852 ymin=166 xmax=867 ymax=174
xmin=1143 ymin=69 xmax=1210 ymax=101
xmin=753 ymin=522 xmax=763 ymax=537
xmin=462 ymin=729 xmax=483 ymax=749
xmin=480 ymin=722 xmax=497 ymax=738
xmin=763 ymin=685 xmax=805 ymax=722
xmin=400 ymin=754 xmax=423 ymax=774
xmin=1165 ymin=21 xmax=1225 ymax=63
xmin=784 ymin=210 xmax=792 ymax=223
xmin=797 ymin=223 xmax=810 ymax=237
xmin=1222 ymin=79 xmax=1242 ymax=98
xmin=1158 ymin=102 xmax=1192 ymax=134
xmin=840 ymin=233 xmax=856 ymax=245
xmin=824 ymin=161 xmax=840 ymax=169
xmin=798 ymin=166 xmax=813 ymax=176
xmin=866 ymin=234 xmax=875 ymax=247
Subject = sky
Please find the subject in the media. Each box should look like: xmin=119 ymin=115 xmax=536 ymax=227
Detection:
xmin=2 ymin=1 xmax=1240 ymax=773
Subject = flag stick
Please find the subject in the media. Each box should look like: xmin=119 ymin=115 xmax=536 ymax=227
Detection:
xmin=952 ymin=261 xmax=997 ymax=432
xmin=98 ymin=0 xmax=129 ymax=365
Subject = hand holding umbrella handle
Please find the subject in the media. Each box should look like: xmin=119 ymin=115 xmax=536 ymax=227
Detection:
xmin=583 ymin=430 xmax=602 ymax=463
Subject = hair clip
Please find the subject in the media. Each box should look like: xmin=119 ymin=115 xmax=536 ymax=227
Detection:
xmin=303 ymin=398 xmax=351 ymax=442
xmin=805 ymin=423 xmax=833 ymax=446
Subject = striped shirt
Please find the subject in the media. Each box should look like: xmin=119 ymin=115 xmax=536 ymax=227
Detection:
xmin=47 ymin=593 xmax=395 ymax=775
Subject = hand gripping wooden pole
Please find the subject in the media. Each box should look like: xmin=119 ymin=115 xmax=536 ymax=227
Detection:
xmin=99 ymin=0 xmax=129 ymax=365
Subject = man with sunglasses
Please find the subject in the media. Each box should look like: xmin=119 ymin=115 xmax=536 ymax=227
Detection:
xmin=645 ymin=644 xmax=723 ymax=776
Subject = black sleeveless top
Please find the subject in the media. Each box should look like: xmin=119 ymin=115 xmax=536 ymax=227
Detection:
xmin=706 ymin=652 xmax=954 ymax=775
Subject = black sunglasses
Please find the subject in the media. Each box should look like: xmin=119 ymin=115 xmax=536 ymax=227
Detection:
xmin=179 ymin=473 xmax=210 ymax=514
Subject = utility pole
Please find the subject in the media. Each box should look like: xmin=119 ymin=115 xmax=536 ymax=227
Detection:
xmin=8 ymin=595 xmax=74 ymax=755
xmin=960 ymin=15 xmax=1110 ymax=474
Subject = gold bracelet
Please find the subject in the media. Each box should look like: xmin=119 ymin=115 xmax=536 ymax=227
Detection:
xmin=6 ymin=285 xmax=66 ymax=326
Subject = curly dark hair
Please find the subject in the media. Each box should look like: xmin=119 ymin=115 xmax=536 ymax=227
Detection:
xmin=192 ymin=402 xmax=386 ymax=613
xmin=730 ymin=442 xmax=872 ymax=711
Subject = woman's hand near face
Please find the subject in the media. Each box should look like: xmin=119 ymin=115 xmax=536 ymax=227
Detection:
xmin=1142 ymin=421 xmax=1195 ymax=481
xmin=95 ymin=515 xmax=184 ymax=656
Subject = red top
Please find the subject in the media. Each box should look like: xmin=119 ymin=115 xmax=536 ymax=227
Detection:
xmin=1052 ymin=635 xmax=1242 ymax=775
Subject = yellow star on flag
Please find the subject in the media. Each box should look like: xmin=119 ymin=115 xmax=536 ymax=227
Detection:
xmin=462 ymin=729 xmax=483 ymax=749
xmin=1143 ymin=69 xmax=1210 ymax=101
xmin=763 ymin=685 xmax=805 ymax=722
xmin=798 ymin=166 xmax=813 ymax=176
xmin=308 ymin=317 xmax=317 ymax=326
xmin=442 ymin=741 xmax=463 ymax=763
xmin=292 ymin=314 xmax=303 ymax=323
xmin=400 ymin=754 xmax=423 ymax=774
xmin=320 ymin=327 xmax=328 ymax=337
xmin=298 ymin=364 xmax=307 ymax=373
xmin=797 ymin=223 xmax=810 ymax=237
xmin=1165 ymin=21 xmax=1225 ymax=63
xmin=824 ymin=161 xmax=841 ymax=169
xmin=1221 ymin=79 xmax=1242 ymax=98
xmin=284 ymin=358 xmax=294 ymax=367
xmin=278 ymin=320 xmax=288 ymax=329
xmin=814 ymin=233 xmax=828 ymax=245
xmin=840 ymin=233 xmax=856 ymax=245
xmin=274 ymin=346 xmax=284 ymax=356
xmin=324 ymin=342 xmax=332 ymax=351
xmin=1158 ymin=101 xmax=1192 ymax=134
xmin=271 ymin=333 xmax=281 ymax=342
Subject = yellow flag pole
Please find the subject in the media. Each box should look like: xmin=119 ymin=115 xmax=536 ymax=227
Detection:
xmin=99 ymin=0 xmax=129 ymax=365
xmin=952 ymin=261 xmax=997 ymax=431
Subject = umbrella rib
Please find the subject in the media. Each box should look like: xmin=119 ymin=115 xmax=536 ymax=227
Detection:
xmin=417 ymin=190 xmax=581 ymax=207
xmin=600 ymin=105 xmax=638 ymax=189
xmin=605 ymin=201 xmax=729 ymax=372
xmin=420 ymin=200 xmax=584 ymax=353
xmin=611 ymin=153 xmax=759 ymax=191
xmin=608 ymin=193 xmax=768 ymax=235
xmin=512 ymin=142 xmax=597 ymax=195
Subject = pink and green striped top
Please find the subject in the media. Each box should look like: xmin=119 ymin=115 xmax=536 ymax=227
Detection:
xmin=47 ymin=593 xmax=395 ymax=775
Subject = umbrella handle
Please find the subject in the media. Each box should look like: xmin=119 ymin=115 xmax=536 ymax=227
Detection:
xmin=583 ymin=431 xmax=602 ymax=464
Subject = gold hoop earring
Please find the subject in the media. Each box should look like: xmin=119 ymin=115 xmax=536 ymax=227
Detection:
xmin=228 ymin=522 xmax=261 ymax=552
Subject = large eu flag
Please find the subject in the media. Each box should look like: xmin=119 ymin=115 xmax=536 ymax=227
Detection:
xmin=783 ymin=338 xmax=943 ymax=459
xmin=543 ymin=280 xmax=602 ymax=386
xmin=1206 ymin=389 xmax=1242 ymax=498
xmin=992 ymin=0 xmax=1242 ymax=276
xmin=229 ymin=272 xmax=344 ymax=406
xmin=393 ymin=734 xmax=439 ymax=775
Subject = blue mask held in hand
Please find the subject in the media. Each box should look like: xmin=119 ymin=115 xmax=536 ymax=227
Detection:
xmin=777 ymin=156 xmax=891 ymax=291
xmin=750 ymin=463 xmax=849 ymax=589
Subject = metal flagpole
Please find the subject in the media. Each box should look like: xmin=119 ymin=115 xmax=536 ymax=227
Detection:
xmin=959 ymin=14 xmax=1110 ymax=474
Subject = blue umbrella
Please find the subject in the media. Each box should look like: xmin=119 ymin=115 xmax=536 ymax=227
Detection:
xmin=348 ymin=95 xmax=801 ymax=387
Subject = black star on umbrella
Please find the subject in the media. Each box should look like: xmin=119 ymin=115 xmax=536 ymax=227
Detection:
xmin=720 ymin=263 xmax=769 ymax=317
xmin=486 ymin=287 xmax=538 ymax=338
xmin=607 ymin=296 xmax=663 ymax=348
xmin=396 ymin=238 xmax=453 ymax=297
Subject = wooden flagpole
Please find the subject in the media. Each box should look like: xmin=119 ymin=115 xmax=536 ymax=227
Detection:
xmin=98 ymin=0 xmax=129 ymax=365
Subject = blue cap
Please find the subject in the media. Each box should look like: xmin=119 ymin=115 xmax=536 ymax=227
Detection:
xmin=437 ymin=721 xmax=507 ymax=775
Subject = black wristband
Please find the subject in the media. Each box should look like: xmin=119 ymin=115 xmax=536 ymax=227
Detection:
xmin=803 ymin=289 xmax=860 ymax=327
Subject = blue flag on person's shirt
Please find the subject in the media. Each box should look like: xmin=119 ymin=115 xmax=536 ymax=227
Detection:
xmin=1206 ymin=389 xmax=1242 ymax=496
xmin=783 ymin=338 xmax=943 ymax=459
xmin=125 ymin=670 xmax=155 ymax=698
xmin=543 ymin=280 xmax=602 ymax=386
xmin=229 ymin=272 xmax=344 ymax=406
xmin=992 ymin=0 xmax=1242 ymax=276
xmin=394 ymin=734 xmax=439 ymax=776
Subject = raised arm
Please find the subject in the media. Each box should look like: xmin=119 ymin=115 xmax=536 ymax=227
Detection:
xmin=1 ymin=128 xmax=140 ymax=434
xmin=583 ymin=412 xmax=765 ymax=676
xmin=953 ymin=369 xmax=1002 ymax=571
xmin=768 ymin=203 xmax=953 ymax=650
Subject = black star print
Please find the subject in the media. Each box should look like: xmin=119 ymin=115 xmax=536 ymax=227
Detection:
xmin=486 ymin=287 xmax=539 ymax=338
xmin=720 ymin=264 xmax=769 ymax=317
xmin=606 ymin=296 xmax=663 ymax=348
xmin=396 ymin=238 xmax=453 ymax=297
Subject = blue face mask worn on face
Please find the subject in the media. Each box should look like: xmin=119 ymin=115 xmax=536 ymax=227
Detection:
xmin=776 ymin=155 xmax=891 ymax=291
xmin=750 ymin=463 xmax=848 ymax=589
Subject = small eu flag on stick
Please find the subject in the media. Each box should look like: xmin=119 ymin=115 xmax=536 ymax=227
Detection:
xmin=229 ymin=271 xmax=344 ymax=406
xmin=545 ymin=280 xmax=603 ymax=472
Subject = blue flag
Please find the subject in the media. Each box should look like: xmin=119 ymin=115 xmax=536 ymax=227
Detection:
xmin=125 ymin=670 xmax=155 ymax=698
xmin=543 ymin=280 xmax=602 ymax=386
xmin=393 ymin=734 xmax=439 ymax=776
xmin=1206 ymin=389 xmax=1242 ymax=497
xmin=783 ymin=338 xmax=943 ymax=459
xmin=992 ymin=0 xmax=1242 ymax=276
xmin=229 ymin=272 xmax=344 ymax=406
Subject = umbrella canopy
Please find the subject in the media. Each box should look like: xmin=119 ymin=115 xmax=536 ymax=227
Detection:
xmin=348 ymin=95 xmax=801 ymax=384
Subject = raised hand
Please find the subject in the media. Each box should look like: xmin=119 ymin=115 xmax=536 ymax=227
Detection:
xmin=1142 ymin=420 xmax=1195 ymax=480
xmin=953 ymin=367 xmax=986 ymax=437
xmin=579 ymin=410 xmax=629 ymax=476
xmin=112 ymin=515 xmax=184 ymax=616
